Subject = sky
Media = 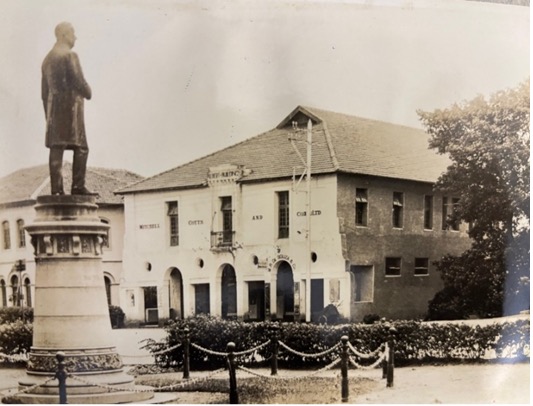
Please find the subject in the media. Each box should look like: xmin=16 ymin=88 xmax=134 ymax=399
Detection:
xmin=0 ymin=0 xmax=529 ymax=179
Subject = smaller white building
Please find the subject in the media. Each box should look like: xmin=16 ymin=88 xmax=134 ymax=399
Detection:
xmin=0 ymin=163 xmax=143 ymax=310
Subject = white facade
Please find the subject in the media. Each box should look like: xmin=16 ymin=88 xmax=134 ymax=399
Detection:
xmin=121 ymin=170 xmax=350 ymax=323
xmin=0 ymin=203 xmax=125 ymax=309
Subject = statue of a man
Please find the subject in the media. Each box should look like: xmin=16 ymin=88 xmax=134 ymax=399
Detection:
xmin=42 ymin=22 xmax=94 ymax=195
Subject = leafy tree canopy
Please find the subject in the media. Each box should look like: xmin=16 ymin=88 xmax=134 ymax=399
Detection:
xmin=418 ymin=80 xmax=530 ymax=319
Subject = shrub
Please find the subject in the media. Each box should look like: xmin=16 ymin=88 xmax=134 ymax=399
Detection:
xmin=362 ymin=314 xmax=381 ymax=324
xmin=0 ymin=320 xmax=33 ymax=356
xmin=0 ymin=307 xmax=34 ymax=324
xmin=108 ymin=305 xmax=125 ymax=329
xmin=142 ymin=316 xmax=530 ymax=370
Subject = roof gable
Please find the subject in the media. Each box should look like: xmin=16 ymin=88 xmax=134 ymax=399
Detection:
xmin=0 ymin=164 xmax=144 ymax=206
xmin=119 ymin=105 xmax=449 ymax=194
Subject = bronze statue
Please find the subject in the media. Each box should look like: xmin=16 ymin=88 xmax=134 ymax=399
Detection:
xmin=42 ymin=22 xmax=94 ymax=195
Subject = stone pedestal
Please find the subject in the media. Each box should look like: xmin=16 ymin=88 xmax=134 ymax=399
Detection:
xmin=15 ymin=195 xmax=153 ymax=404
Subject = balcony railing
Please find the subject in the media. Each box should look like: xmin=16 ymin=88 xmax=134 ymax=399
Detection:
xmin=210 ymin=231 xmax=235 ymax=250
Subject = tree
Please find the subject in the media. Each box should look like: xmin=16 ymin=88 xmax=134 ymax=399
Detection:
xmin=418 ymin=80 xmax=530 ymax=319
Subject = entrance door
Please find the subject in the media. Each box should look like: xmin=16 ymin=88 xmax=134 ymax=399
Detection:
xmin=276 ymin=261 xmax=294 ymax=321
xmin=143 ymin=286 xmax=158 ymax=324
xmin=221 ymin=265 xmax=237 ymax=319
xmin=248 ymin=281 xmax=265 ymax=321
xmin=169 ymin=268 xmax=184 ymax=319
xmin=311 ymin=279 xmax=324 ymax=322
xmin=194 ymin=284 xmax=210 ymax=315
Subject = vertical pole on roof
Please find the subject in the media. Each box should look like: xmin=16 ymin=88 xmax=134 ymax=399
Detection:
xmin=305 ymin=119 xmax=312 ymax=322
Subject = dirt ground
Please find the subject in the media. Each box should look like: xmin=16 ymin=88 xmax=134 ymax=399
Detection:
xmin=2 ymin=362 xmax=528 ymax=404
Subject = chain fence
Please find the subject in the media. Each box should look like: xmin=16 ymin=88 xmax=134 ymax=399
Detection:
xmin=1 ymin=329 xmax=396 ymax=404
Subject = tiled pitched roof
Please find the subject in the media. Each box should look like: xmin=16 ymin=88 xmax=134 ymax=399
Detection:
xmin=0 ymin=163 xmax=144 ymax=205
xmin=118 ymin=106 xmax=450 ymax=194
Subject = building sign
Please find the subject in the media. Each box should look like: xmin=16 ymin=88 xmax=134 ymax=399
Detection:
xmin=296 ymin=210 xmax=322 ymax=216
xmin=207 ymin=164 xmax=251 ymax=185
xmin=267 ymin=253 xmax=297 ymax=272
xmin=139 ymin=224 xmax=160 ymax=230
xmin=252 ymin=215 xmax=263 ymax=220
xmin=188 ymin=220 xmax=204 ymax=225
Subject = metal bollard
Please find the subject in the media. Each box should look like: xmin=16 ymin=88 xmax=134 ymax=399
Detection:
xmin=340 ymin=336 xmax=349 ymax=402
xmin=386 ymin=327 xmax=396 ymax=388
xmin=270 ymin=324 xmax=279 ymax=376
xmin=183 ymin=327 xmax=190 ymax=379
xmin=382 ymin=357 xmax=387 ymax=379
xmin=55 ymin=351 xmax=67 ymax=404
xmin=227 ymin=342 xmax=239 ymax=404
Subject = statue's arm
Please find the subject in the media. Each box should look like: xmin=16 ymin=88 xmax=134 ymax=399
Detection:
xmin=69 ymin=52 xmax=92 ymax=100
xmin=41 ymin=70 xmax=48 ymax=117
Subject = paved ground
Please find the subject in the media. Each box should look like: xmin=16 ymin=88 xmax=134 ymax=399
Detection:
xmin=111 ymin=327 xmax=166 ymax=365
xmin=1 ymin=362 xmax=529 ymax=403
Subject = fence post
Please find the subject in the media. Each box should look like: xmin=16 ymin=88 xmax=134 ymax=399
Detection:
xmin=386 ymin=327 xmax=396 ymax=388
xmin=227 ymin=342 xmax=239 ymax=404
xmin=340 ymin=335 xmax=349 ymax=402
xmin=55 ymin=351 xmax=67 ymax=404
xmin=183 ymin=327 xmax=190 ymax=379
xmin=270 ymin=323 xmax=279 ymax=376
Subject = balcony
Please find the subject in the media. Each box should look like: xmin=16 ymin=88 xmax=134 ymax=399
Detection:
xmin=210 ymin=231 xmax=235 ymax=251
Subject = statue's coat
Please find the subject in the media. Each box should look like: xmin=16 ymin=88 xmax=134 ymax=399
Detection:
xmin=42 ymin=43 xmax=92 ymax=149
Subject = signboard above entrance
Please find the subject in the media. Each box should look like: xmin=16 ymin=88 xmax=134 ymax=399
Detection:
xmin=207 ymin=164 xmax=251 ymax=185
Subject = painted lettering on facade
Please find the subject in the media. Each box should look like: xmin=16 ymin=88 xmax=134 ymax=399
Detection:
xmin=252 ymin=215 xmax=263 ymax=220
xmin=188 ymin=220 xmax=204 ymax=225
xmin=267 ymin=253 xmax=297 ymax=272
xmin=296 ymin=210 xmax=322 ymax=216
xmin=139 ymin=224 xmax=160 ymax=230
xmin=207 ymin=164 xmax=250 ymax=185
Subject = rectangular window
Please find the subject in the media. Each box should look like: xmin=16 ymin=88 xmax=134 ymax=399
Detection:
xmin=451 ymin=198 xmax=460 ymax=231
xmin=2 ymin=221 xmax=10 ymax=250
xmin=355 ymin=188 xmax=368 ymax=226
xmin=392 ymin=192 xmax=404 ymax=229
xmin=220 ymin=197 xmax=233 ymax=244
xmin=350 ymin=265 xmax=374 ymax=302
xmin=100 ymin=219 xmax=110 ymax=248
xmin=385 ymin=257 xmax=401 ymax=277
xmin=167 ymin=201 xmax=179 ymax=246
xmin=278 ymin=191 xmax=289 ymax=239
xmin=442 ymin=197 xmax=460 ymax=231
xmin=17 ymin=219 xmax=26 ymax=248
xmin=414 ymin=258 xmax=429 ymax=276
xmin=424 ymin=195 xmax=433 ymax=230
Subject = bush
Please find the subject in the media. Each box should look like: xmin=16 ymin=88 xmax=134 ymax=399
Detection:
xmin=0 ymin=307 xmax=34 ymax=324
xmin=0 ymin=320 xmax=33 ymax=356
xmin=108 ymin=305 xmax=125 ymax=329
xmin=142 ymin=316 xmax=530 ymax=370
xmin=362 ymin=314 xmax=381 ymax=324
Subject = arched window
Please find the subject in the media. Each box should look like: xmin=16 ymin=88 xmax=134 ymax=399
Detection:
xmin=17 ymin=219 xmax=26 ymax=248
xmin=2 ymin=221 xmax=11 ymax=250
xmin=1 ymin=280 xmax=7 ymax=307
xmin=24 ymin=278 xmax=32 ymax=307
xmin=10 ymin=275 xmax=19 ymax=306
xmin=100 ymin=218 xmax=110 ymax=249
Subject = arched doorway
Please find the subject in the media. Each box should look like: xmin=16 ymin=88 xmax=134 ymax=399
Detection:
xmin=221 ymin=264 xmax=237 ymax=319
xmin=276 ymin=261 xmax=294 ymax=321
xmin=103 ymin=275 xmax=112 ymax=305
xmin=169 ymin=268 xmax=184 ymax=320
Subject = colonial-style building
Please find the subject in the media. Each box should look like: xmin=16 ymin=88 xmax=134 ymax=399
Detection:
xmin=0 ymin=163 xmax=143 ymax=309
xmin=118 ymin=106 xmax=471 ymax=324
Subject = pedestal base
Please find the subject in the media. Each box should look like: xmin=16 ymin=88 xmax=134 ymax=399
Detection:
xmin=18 ymin=195 xmax=155 ymax=403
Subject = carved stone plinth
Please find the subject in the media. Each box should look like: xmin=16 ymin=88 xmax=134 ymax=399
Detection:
xmin=13 ymin=195 xmax=153 ymax=403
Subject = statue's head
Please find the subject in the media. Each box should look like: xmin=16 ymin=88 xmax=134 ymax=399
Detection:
xmin=55 ymin=22 xmax=76 ymax=48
